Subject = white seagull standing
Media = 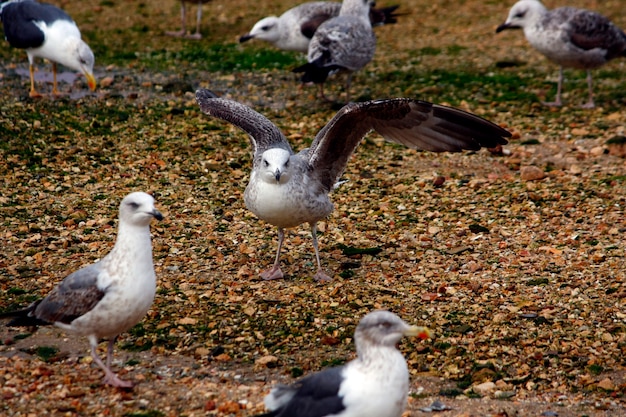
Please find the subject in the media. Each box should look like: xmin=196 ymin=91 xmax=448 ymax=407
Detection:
xmin=257 ymin=310 xmax=432 ymax=417
xmin=239 ymin=1 xmax=401 ymax=53
xmin=0 ymin=192 xmax=163 ymax=388
xmin=0 ymin=0 xmax=97 ymax=97
xmin=196 ymin=89 xmax=510 ymax=281
xmin=496 ymin=0 xmax=626 ymax=108
xmin=165 ymin=0 xmax=212 ymax=39
xmin=292 ymin=0 xmax=376 ymax=101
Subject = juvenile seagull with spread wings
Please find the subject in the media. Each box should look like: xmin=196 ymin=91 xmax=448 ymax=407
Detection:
xmin=0 ymin=192 xmax=163 ymax=388
xmin=496 ymin=0 xmax=626 ymax=108
xmin=196 ymin=89 xmax=510 ymax=281
xmin=257 ymin=310 xmax=432 ymax=417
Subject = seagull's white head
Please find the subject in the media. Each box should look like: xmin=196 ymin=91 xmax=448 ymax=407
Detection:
xmin=119 ymin=192 xmax=164 ymax=227
xmin=341 ymin=0 xmax=372 ymax=20
xmin=258 ymin=148 xmax=292 ymax=185
xmin=496 ymin=0 xmax=547 ymax=32
xmin=59 ymin=37 xmax=97 ymax=91
xmin=240 ymin=16 xmax=280 ymax=43
xmin=355 ymin=310 xmax=432 ymax=353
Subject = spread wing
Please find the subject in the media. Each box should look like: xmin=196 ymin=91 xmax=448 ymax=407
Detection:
xmin=195 ymin=89 xmax=293 ymax=158
xmin=307 ymin=98 xmax=511 ymax=191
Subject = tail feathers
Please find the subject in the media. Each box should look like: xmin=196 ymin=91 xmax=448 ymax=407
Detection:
xmin=0 ymin=301 xmax=49 ymax=327
xmin=293 ymin=58 xmax=342 ymax=84
xmin=370 ymin=5 xmax=406 ymax=26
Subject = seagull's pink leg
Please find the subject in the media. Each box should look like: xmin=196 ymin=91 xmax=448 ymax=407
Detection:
xmin=542 ymin=67 xmax=563 ymax=107
xmin=184 ymin=0 xmax=203 ymax=39
xmin=260 ymin=228 xmax=285 ymax=280
xmin=580 ymin=70 xmax=595 ymax=109
xmin=89 ymin=336 xmax=133 ymax=388
xmin=166 ymin=1 xmax=188 ymax=37
xmin=310 ymin=222 xmax=331 ymax=281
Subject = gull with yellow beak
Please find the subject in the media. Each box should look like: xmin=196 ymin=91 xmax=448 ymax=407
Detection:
xmin=0 ymin=0 xmax=97 ymax=97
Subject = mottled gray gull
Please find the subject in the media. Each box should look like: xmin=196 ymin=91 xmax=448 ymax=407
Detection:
xmin=239 ymin=1 xmax=401 ymax=53
xmin=166 ymin=0 xmax=212 ymax=39
xmin=292 ymin=0 xmax=376 ymax=101
xmin=0 ymin=192 xmax=163 ymax=387
xmin=496 ymin=0 xmax=626 ymax=108
xmin=0 ymin=0 xmax=96 ymax=97
xmin=257 ymin=310 xmax=432 ymax=417
xmin=195 ymin=88 xmax=510 ymax=281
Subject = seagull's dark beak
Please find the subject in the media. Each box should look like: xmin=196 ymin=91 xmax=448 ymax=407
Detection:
xmin=239 ymin=34 xmax=254 ymax=43
xmin=152 ymin=210 xmax=164 ymax=221
xmin=274 ymin=169 xmax=281 ymax=182
xmin=496 ymin=22 xmax=514 ymax=33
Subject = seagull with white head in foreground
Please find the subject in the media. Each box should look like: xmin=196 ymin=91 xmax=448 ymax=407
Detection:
xmin=257 ymin=310 xmax=432 ymax=417
xmin=496 ymin=0 xmax=626 ymax=108
xmin=195 ymin=89 xmax=510 ymax=282
xmin=0 ymin=192 xmax=163 ymax=388
xmin=0 ymin=0 xmax=97 ymax=97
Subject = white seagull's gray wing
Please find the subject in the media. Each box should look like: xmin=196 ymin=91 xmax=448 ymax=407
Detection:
xmin=195 ymin=89 xmax=293 ymax=157
xmin=307 ymin=98 xmax=511 ymax=191
xmin=261 ymin=367 xmax=346 ymax=417
xmin=33 ymin=263 xmax=106 ymax=324
xmin=308 ymin=16 xmax=376 ymax=71
xmin=0 ymin=263 xmax=106 ymax=327
xmin=297 ymin=2 xmax=342 ymax=39
xmin=558 ymin=8 xmax=626 ymax=58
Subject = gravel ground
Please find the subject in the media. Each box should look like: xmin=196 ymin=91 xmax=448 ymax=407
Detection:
xmin=1 ymin=0 xmax=625 ymax=416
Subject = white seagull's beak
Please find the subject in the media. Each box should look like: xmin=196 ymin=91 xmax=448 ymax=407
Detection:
xmin=84 ymin=71 xmax=97 ymax=91
xmin=404 ymin=325 xmax=433 ymax=340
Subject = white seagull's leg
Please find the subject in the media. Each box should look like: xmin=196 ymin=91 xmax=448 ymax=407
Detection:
xmin=89 ymin=335 xmax=133 ymax=388
xmin=543 ymin=67 xmax=564 ymax=107
xmin=186 ymin=0 xmax=203 ymax=39
xmin=310 ymin=222 xmax=331 ymax=282
xmin=581 ymin=70 xmax=595 ymax=109
xmin=260 ymin=227 xmax=285 ymax=280
xmin=166 ymin=1 xmax=188 ymax=37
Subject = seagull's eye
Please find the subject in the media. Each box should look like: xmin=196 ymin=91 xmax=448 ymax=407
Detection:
xmin=127 ymin=202 xmax=140 ymax=210
xmin=263 ymin=160 xmax=269 ymax=167
xmin=379 ymin=321 xmax=392 ymax=329
xmin=261 ymin=25 xmax=272 ymax=31
xmin=514 ymin=10 xmax=526 ymax=18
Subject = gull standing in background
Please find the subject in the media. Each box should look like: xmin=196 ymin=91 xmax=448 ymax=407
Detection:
xmin=0 ymin=0 xmax=96 ymax=97
xmin=196 ymin=89 xmax=510 ymax=281
xmin=292 ymin=0 xmax=376 ymax=102
xmin=0 ymin=192 xmax=163 ymax=388
xmin=166 ymin=0 xmax=212 ymax=39
xmin=239 ymin=1 xmax=401 ymax=53
xmin=496 ymin=0 xmax=626 ymax=108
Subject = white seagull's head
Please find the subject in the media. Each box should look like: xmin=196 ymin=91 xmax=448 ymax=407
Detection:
xmin=240 ymin=16 xmax=280 ymax=43
xmin=119 ymin=192 xmax=164 ymax=227
xmin=496 ymin=0 xmax=547 ymax=33
xmin=259 ymin=148 xmax=292 ymax=184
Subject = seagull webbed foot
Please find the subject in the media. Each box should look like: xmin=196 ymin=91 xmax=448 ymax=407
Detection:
xmin=580 ymin=101 xmax=595 ymax=109
xmin=260 ymin=265 xmax=284 ymax=280
xmin=185 ymin=32 xmax=202 ymax=40
xmin=103 ymin=372 xmax=134 ymax=388
xmin=313 ymin=270 xmax=332 ymax=282
xmin=541 ymin=100 xmax=562 ymax=107
xmin=165 ymin=29 xmax=187 ymax=37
